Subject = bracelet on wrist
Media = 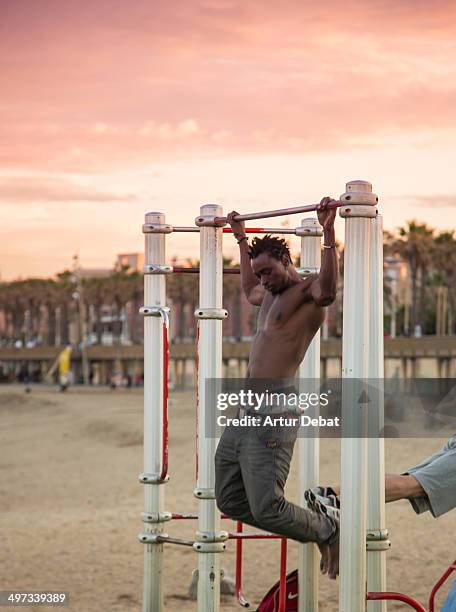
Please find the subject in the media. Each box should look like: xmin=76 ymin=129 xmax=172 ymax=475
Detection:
xmin=323 ymin=244 xmax=336 ymax=249
xmin=237 ymin=236 xmax=248 ymax=244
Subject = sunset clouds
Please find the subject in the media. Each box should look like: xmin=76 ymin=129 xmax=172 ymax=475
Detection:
xmin=2 ymin=0 xmax=456 ymax=167
xmin=1 ymin=0 xmax=456 ymax=277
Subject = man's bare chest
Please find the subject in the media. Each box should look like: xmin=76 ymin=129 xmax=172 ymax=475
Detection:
xmin=257 ymin=291 xmax=315 ymax=330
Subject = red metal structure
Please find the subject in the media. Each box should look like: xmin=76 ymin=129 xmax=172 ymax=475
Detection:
xmin=367 ymin=592 xmax=426 ymax=611
xmin=172 ymin=266 xmax=240 ymax=274
xmin=429 ymin=559 xmax=456 ymax=612
xmin=367 ymin=559 xmax=456 ymax=612
xmin=160 ymin=319 xmax=169 ymax=482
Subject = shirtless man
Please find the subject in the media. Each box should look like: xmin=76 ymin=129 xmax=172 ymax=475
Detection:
xmin=214 ymin=197 xmax=340 ymax=579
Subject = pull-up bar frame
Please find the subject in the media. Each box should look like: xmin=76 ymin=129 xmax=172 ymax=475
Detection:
xmin=140 ymin=180 xmax=387 ymax=612
xmin=208 ymin=200 xmax=343 ymax=224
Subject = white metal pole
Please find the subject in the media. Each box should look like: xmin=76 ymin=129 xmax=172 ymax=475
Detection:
xmin=195 ymin=205 xmax=227 ymax=612
xmin=298 ymin=218 xmax=322 ymax=612
xmin=367 ymin=214 xmax=388 ymax=611
xmin=339 ymin=181 xmax=378 ymax=612
xmin=141 ymin=212 xmax=167 ymax=612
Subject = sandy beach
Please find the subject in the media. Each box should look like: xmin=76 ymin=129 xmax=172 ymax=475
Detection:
xmin=1 ymin=385 xmax=455 ymax=611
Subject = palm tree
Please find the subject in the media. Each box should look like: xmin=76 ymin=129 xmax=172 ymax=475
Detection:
xmin=107 ymin=266 xmax=140 ymax=344
xmin=55 ymin=271 xmax=76 ymax=346
xmin=43 ymin=282 xmax=61 ymax=346
xmin=167 ymin=258 xmax=199 ymax=341
xmin=222 ymin=257 xmax=243 ymax=340
xmin=127 ymin=272 xmax=143 ymax=344
xmin=0 ymin=282 xmax=22 ymax=344
xmin=432 ymin=231 xmax=456 ymax=335
xmin=391 ymin=221 xmax=434 ymax=334
xmin=84 ymin=277 xmax=109 ymax=345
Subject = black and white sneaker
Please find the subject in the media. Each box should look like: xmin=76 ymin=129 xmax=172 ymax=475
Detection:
xmin=304 ymin=486 xmax=340 ymax=523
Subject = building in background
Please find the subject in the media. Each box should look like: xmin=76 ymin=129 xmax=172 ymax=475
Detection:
xmin=117 ymin=253 xmax=144 ymax=272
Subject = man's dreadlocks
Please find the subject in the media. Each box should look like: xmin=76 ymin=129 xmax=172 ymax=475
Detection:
xmin=248 ymin=235 xmax=291 ymax=263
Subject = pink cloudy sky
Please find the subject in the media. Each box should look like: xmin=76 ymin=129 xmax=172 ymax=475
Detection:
xmin=1 ymin=0 xmax=456 ymax=279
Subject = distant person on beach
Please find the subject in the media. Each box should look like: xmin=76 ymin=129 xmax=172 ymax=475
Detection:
xmin=58 ymin=346 xmax=72 ymax=392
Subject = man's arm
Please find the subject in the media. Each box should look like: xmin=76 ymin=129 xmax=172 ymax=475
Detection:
xmin=227 ymin=211 xmax=265 ymax=306
xmin=267 ymin=198 xmax=338 ymax=324
xmin=310 ymin=223 xmax=338 ymax=307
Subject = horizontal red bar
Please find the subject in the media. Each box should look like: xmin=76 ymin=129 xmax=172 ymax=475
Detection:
xmin=223 ymin=227 xmax=266 ymax=233
xmin=171 ymin=513 xmax=231 ymax=520
xmin=228 ymin=532 xmax=283 ymax=540
xmin=172 ymin=267 xmax=240 ymax=274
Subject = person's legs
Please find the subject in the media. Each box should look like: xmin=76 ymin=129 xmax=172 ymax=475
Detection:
xmin=217 ymin=418 xmax=339 ymax=578
xmin=215 ymin=425 xmax=262 ymax=528
xmin=239 ymin=419 xmax=338 ymax=545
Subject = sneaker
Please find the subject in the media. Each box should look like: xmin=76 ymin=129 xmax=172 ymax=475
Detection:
xmin=304 ymin=486 xmax=340 ymax=523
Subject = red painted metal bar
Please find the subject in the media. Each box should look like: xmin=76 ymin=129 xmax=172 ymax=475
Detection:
xmin=223 ymin=227 xmax=296 ymax=234
xmin=366 ymin=592 xmax=426 ymax=611
xmin=228 ymin=532 xmax=282 ymax=540
xmin=212 ymin=200 xmax=342 ymax=224
xmin=172 ymin=266 xmax=240 ymax=274
xmin=171 ymin=513 xmax=231 ymax=520
xmin=170 ymin=515 xmax=283 ymax=538
xmin=171 ymin=266 xmax=315 ymax=275
xmin=159 ymin=319 xmax=169 ymax=481
xmin=278 ymin=538 xmax=288 ymax=612
xmin=171 ymin=513 xmax=198 ymax=519
xmin=429 ymin=559 xmax=456 ymax=612
xmin=195 ymin=324 xmax=199 ymax=482
xmin=235 ymin=521 xmax=249 ymax=608
xmin=173 ymin=226 xmax=297 ymax=234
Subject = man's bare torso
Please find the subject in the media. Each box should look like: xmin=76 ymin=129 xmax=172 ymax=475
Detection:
xmin=248 ymin=278 xmax=325 ymax=379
